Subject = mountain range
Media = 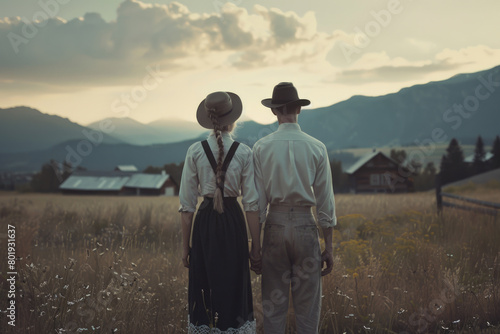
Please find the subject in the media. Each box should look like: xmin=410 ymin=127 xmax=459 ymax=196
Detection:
xmin=1 ymin=64 xmax=499 ymax=172
xmin=86 ymin=117 xmax=206 ymax=145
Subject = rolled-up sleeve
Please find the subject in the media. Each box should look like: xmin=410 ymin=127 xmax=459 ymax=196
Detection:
xmin=240 ymin=148 xmax=259 ymax=212
xmin=253 ymin=145 xmax=268 ymax=223
xmin=313 ymin=146 xmax=337 ymax=228
xmin=178 ymin=145 xmax=199 ymax=213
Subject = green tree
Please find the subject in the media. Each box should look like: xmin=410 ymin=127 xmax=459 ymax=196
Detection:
xmin=414 ymin=162 xmax=437 ymax=191
xmin=491 ymin=135 xmax=500 ymax=170
xmin=163 ymin=162 xmax=184 ymax=186
xmin=330 ymin=160 xmax=349 ymax=193
xmin=439 ymin=138 xmax=467 ymax=185
xmin=31 ymin=160 xmax=63 ymax=192
xmin=390 ymin=149 xmax=407 ymax=164
xmin=472 ymin=136 xmax=487 ymax=175
xmin=143 ymin=166 xmax=163 ymax=174
xmin=144 ymin=162 xmax=184 ymax=188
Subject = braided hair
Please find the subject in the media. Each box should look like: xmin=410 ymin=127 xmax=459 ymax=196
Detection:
xmin=207 ymin=110 xmax=227 ymax=213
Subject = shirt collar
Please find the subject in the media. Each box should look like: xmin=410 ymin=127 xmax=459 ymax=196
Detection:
xmin=277 ymin=123 xmax=301 ymax=131
xmin=208 ymin=131 xmax=232 ymax=139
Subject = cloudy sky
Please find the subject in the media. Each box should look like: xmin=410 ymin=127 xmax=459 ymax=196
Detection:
xmin=1 ymin=0 xmax=499 ymax=125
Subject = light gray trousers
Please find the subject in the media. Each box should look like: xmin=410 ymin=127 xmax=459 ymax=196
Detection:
xmin=261 ymin=207 xmax=322 ymax=334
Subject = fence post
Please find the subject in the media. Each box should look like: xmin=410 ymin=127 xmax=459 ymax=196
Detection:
xmin=435 ymin=173 xmax=442 ymax=213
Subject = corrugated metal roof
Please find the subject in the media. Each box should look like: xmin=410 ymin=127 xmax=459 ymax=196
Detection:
xmin=345 ymin=151 xmax=398 ymax=174
xmin=71 ymin=170 xmax=133 ymax=177
xmin=60 ymin=172 xmax=171 ymax=191
xmin=60 ymin=175 xmax=130 ymax=191
xmin=125 ymin=174 xmax=170 ymax=189
xmin=115 ymin=165 xmax=138 ymax=172
xmin=464 ymin=152 xmax=493 ymax=163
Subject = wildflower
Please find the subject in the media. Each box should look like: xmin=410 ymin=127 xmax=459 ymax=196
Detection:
xmin=353 ymin=273 xmax=359 ymax=279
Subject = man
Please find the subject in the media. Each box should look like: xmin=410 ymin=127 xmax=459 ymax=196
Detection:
xmin=253 ymin=82 xmax=336 ymax=333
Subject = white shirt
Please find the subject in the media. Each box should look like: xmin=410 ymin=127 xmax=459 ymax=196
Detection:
xmin=179 ymin=132 xmax=259 ymax=213
xmin=253 ymin=123 xmax=336 ymax=227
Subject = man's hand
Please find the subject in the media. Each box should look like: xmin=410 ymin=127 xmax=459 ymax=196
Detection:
xmin=321 ymin=249 xmax=333 ymax=276
xmin=182 ymin=248 xmax=190 ymax=269
xmin=249 ymin=244 xmax=262 ymax=275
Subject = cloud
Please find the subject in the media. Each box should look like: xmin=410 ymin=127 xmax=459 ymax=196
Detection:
xmin=328 ymin=45 xmax=500 ymax=85
xmin=435 ymin=45 xmax=500 ymax=67
xmin=0 ymin=0 xmax=335 ymax=90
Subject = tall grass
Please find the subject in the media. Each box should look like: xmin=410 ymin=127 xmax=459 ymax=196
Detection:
xmin=0 ymin=191 xmax=499 ymax=333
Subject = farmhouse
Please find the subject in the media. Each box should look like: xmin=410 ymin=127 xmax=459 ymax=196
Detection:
xmin=345 ymin=151 xmax=413 ymax=193
xmin=59 ymin=169 xmax=178 ymax=196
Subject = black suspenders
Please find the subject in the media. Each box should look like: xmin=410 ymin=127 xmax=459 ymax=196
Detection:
xmin=201 ymin=140 xmax=240 ymax=196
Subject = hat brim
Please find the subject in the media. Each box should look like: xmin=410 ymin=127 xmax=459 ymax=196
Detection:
xmin=196 ymin=92 xmax=243 ymax=129
xmin=261 ymin=98 xmax=310 ymax=109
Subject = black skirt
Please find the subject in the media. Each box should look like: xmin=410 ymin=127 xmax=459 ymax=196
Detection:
xmin=188 ymin=197 xmax=255 ymax=333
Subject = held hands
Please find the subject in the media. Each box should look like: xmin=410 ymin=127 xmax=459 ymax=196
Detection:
xmin=321 ymin=249 xmax=334 ymax=276
xmin=182 ymin=247 xmax=190 ymax=269
xmin=249 ymin=243 xmax=262 ymax=275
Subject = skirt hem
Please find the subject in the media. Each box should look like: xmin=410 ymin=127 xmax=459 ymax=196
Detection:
xmin=188 ymin=316 xmax=256 ymax=334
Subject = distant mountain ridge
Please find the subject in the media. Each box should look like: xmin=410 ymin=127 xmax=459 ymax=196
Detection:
xmin=0 ymin=107 xmax=123 ymax=153
xmin=1 ymin=64 xmax=499 ymax=172
xmin=86 ymin=117 xmax=205 ymax=145
xmin=233 ymin=64 xmax=500 ymax=149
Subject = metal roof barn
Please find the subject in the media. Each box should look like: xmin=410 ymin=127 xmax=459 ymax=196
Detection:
xmin=59 ymin=170 xmax=177 ymax=196
xmin=60 ymin=175 xmax=130 ymax=191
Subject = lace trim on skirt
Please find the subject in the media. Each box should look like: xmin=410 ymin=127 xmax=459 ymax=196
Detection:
xmin=187 ymin=316 xmax=256 ymax=334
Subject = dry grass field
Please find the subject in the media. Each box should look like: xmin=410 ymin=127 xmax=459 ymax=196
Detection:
xmin=1 ymin=184 xmax=499 ymax=333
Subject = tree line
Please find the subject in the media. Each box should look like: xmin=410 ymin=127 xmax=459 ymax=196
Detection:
xmin=19 ymin=135 xmax=500 ymax=193
xmin=439 ymin=135 xmax=500 ymax=185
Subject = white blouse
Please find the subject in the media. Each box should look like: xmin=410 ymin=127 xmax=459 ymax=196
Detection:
xmin=178 ymin=132 xmax=259 ymax=213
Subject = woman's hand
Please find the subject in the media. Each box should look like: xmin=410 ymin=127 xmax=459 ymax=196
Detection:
xmin=245 ymin=211 xmax=262 ymax=275
xmin=249 ymin=243 xmax=262 ymax=275
xmin=182 ymin=247 xmax=190 ymax=269
xmin=181 ymin=212 xmax=194 ymax=269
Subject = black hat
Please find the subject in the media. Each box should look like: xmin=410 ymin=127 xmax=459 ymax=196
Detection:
xmin=261 ymin=82 xmax=310 ymax=109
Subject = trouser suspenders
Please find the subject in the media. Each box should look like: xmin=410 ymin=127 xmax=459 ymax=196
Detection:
xmin=201 ymin=140 xmax=240 ymax=196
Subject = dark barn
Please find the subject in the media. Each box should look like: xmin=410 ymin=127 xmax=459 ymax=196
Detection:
xmin=59 ymin=170 xmax=178 ymax=196
xmin=345 ymin=151 xmax=413 ymax=193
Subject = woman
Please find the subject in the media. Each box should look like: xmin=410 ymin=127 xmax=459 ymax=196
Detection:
xmin=179 ymin=91 xmax=262 ymax=333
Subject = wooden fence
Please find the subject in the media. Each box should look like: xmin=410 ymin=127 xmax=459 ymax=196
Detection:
xmin=435 ymin=175 xmax=500 ymax=217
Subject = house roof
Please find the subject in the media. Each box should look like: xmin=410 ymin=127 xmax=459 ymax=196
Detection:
xmin=60 ymin=175 xmax=130 ymax=191
xmin=126 ymin=173 xmax=170 ymax=189
xmin=464 ymin=152 xmax=494 ymax=163
xmin=115 ymin=165 xmax=139 ymax=172
xmin=60 ymin=171 xmax=171 ymax=191
xmin=345 ymin=151 xmax=399 ymax=174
